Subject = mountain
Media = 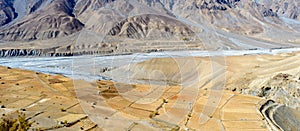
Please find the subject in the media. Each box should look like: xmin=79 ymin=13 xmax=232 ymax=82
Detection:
xmin=0 ymin=0 xmax=84 ymax=41
xmin=0 ymin=0 xmax=299 ymax=56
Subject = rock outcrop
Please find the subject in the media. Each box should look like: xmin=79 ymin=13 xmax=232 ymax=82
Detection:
xmin=244 ymin=73 xmax=300 ymax=109
xmin=0 ymin=0 xmax=17 ymax=26
xmin=0 ymin=0 xmax=300 ymax=55
xmin=255 ymin=0 xmax=300 ymax=20
xmin=0 ymin=0 xmax=84 ymax=41
xmin=0 ymin=48 xmax=114 ymax=57
xmin=259 ymin=100 xmax=300 ymax=130
xmin=107 ymin=14 xmax=195 ymax=40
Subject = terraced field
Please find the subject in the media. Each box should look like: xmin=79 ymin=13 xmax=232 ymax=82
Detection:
xmin=0 ymin=51 xmax=299 ymax=130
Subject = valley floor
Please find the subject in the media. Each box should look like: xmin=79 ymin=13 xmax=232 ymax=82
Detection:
xmin=0 ymin=65 xmax=268 ymax=130
xmin=0 ymin=50 xmax=299 ymax=130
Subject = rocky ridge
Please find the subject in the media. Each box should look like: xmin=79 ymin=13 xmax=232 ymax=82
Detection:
xmin=0 ymin=0 xmax=299 ymax=56
xmin=0 ymin=0 xmax=84 ymax=41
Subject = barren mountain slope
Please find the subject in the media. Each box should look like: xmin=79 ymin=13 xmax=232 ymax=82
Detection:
xmin=0 ymin=0 xmax=17 ymax=26
xmin=0 ymin=0 xmax=84 ymax=41
xmin=255 ymin=0 xmax=300 ymax=20
xmin=0 ymin=0 xmax=299 ymax=55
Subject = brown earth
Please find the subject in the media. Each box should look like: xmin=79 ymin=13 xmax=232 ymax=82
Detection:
xmin=105 ymin=51 xmax=300 ymax=130
xmin=0 ymin=66 xmax=99 ymax=130
xmin=0 ymin=51 xmax=299 ymax=130
xmin=0 ymin=66 xmax=267 ymax=130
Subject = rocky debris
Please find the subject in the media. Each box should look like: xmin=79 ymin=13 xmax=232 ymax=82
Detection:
xmin=0 ymin=0 xmax=298 ymax=57
xmin=0 ymin=48 xmax=72 ymax=57
xmin=0 ymin=48 xmax=105 ymax=57
xmin=0 ymin=0 xmax=17 ymax=26
xmin=0 ymin=39 xmax=202 ymax=57
xmin=28 ymin=0 xmax=48 ymax=14
xmin=0 ymin=0 xmax=84 ymax=41
xmin=244 ymin=73 xmax=300 ymax=109
xmin=259 ymin=100 xmax=300 ymax=131
xmin=255 ymin=0 xmax=300 ymax=20
xmin=252 ymin=2 xmax=278 ymax=17
xmin=190 ymin=0 xmax=280 ymax=17
xmin=193 ymin=0 xmax=240 ymax=11
xmin=0 ymin=0 xmax=299 ymax=43
xmin=99 ymin=67 xmax=115 ymax=73
xmin=0 ymin=49 xmax=44 ymax=57
xmin=74 ymin=0 xmax=115 ymax=16
xmin=107 ymin=14 xmax=195 ymax=40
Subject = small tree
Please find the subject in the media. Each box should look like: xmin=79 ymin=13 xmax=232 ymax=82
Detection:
xmin=182 ymin=37 xmax=190 ymax=41
xmin=0 ymin=111 xmax=32 ymax=131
